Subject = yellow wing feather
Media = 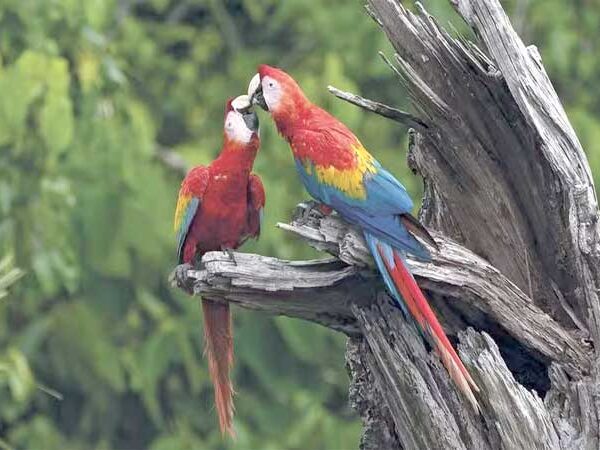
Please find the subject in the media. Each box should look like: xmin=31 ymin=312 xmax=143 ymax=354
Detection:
xmin=310 ymin=144 xmax=376 ymax=200
xmin=174 ymin=193 xmax=192 ymax=233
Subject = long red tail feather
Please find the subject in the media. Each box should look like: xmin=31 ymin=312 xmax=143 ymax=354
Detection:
xmin=201 ymin=299 xmax=235 ymax=437
xmin=376 ymin=244 xmax=480 ymax=409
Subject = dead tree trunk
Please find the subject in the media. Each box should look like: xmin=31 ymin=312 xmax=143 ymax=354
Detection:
xmin=172 ymin=1 xmax=600 ymax=448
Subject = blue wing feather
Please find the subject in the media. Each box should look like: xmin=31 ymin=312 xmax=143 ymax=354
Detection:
xmin=295 ymin=158 xmax=430 ymax=261
xmin=176 ymin=197 xmax=200 ymax=263
xmin=363 ymin=163 xmax=414 ymax=214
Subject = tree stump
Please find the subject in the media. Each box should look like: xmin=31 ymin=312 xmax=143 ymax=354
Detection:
xmin=172 ymin=1 xmax=600 ymax=448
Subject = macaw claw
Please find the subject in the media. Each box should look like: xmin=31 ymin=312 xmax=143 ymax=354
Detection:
xmin=170 ymin=263 xmax=194 ymax=293
xmin=222 ymin=247 xmax=238 ymax=266
xmin=296 ymin=201 xmax=332 ymax=225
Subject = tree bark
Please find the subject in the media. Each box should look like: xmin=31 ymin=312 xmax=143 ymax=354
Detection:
xmin=172 ymin=0 xmax=600 ymax=448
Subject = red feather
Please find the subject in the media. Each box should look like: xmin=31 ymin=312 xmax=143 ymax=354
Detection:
xmin=179 ymin=135 xmax=261 ymax=261
xmin=174 ymin=103 xmax=263 ymax=437
xmin=246 ymin=174 xmax=265 ymax=239
xmin=376 ymin=244 xmax=480 ymax=408
xmin=202 ymin=299 xmax=235 ymax=437
xmin=258 ymin=65 xmax=362 ymax=170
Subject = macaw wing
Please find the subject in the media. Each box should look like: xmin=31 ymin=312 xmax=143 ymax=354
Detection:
xmin=245 ymin=173 xmax=265 ymax=239
xmin=175 ymin=196 xmax=200 ymax=263
xmin=174 ymin=166 xmax=209 ymax=263
xmin=294 ymin=157 xmax=430 ymax=260
xmin=332 ymin=199 xmax=431 ymax=260
xmin=291 ymin=127 xmax=413 ymax=216
xmin=362 ymin=163 xmax=414 ymax=216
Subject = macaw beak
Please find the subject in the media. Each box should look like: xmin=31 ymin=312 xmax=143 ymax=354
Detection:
xmin=231 ymin=95 xmax=259 ymax=132
xmin=248 ymin=73 xmax=268 ymax=111
xmin=242 ymin=110 xmax=259 ymax=132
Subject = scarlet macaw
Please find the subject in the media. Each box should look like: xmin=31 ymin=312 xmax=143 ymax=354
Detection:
xmin=247 ymin=65 xmax=479 ymax=408
xmin=173 ymin=96 xmax=265 ymax=436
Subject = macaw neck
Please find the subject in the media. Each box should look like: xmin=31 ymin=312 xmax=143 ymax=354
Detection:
xmin=272 ymin=97 xmax=312 ymax=142
xmin=274 ymin=115 xmax=296 ymax=142
xmin=214 ymin=136 xmax=259 ymax=174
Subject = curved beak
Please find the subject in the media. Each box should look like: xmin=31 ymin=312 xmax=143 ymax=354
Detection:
xmin=248 ymin=73 xmax=268 ymax=111
xmin=231 ymin=95 xmax=259 ymax=133
xmin=242 ymin=110 xmax=259 ymax=132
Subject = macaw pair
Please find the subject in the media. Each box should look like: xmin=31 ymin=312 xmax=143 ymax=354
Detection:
xmin=174 ymin=66 xmax=479 ymax=437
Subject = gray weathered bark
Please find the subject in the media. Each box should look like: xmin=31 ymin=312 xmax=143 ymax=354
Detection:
xmin=172 ymin=0 xmax=600 ymax=448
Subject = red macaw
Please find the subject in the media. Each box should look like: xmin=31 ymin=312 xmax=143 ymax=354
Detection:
xmin=173 ymin=96 xmax=265 ymax=436
xmin=247 ymin=65 xmax=479 ymax=408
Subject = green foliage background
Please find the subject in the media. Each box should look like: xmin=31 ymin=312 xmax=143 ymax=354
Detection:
xmin=0 ymin=0 xmax=598 ymax=449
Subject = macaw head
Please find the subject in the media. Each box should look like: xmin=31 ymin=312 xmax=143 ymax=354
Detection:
xmin=223 ymin=95 xmax=260 ymax=145
xmin=247 ymin=65 xmax=309 ymax=125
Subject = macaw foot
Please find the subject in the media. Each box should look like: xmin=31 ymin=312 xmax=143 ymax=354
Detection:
xmin=296 ymin=201 xmax=333 ymax=225
xmin=221 ymin=247 xmax=238 ymax=266
xmin=318 ymin=204 xmax=333 ymax=215
xmin=169 ymin=263 xmax=194 ymax=294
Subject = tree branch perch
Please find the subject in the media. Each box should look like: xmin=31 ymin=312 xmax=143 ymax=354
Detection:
xmin=327 ymin=85 xmax=429 ymax=131
xmin=176 ymin=205 xmax=588 ymax=377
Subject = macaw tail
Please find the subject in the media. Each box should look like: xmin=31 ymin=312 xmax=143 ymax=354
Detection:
xmin=201 ymin=298 xmax=235 ymax=437
xmin=364 ymin=232 xmax=480 ymax=410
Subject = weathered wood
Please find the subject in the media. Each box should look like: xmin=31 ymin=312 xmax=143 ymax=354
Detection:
xmin=171 ymin=0 xmax=600 ymax=447
xmin=178 ymin=204 xmax=586 ymax=369
xmin=327 ymin=85 xmax=429 ymax=132
xmin=176 ymin=203 xmax=592 ymax=448
xmin=177 ymin=254 xmax=371 ymax=335
xmin=367 ymin=0 xmax=600 ymax=338
xmin=279 ymin=205 xmax=588 ymax=376
xmin=360 ymin=0 xmax=600 ymax=447
xmin=450 ymin=0 xmax=600 ymax=351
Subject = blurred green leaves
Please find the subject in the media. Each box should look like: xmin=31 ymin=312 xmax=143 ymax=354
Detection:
xmin=0 ymin=349 xmax=36 ymax=412
xmin=0 ymin=51 xmax=72 ymax=149
xmin=0 ymin=256 xmax=23 ymax=300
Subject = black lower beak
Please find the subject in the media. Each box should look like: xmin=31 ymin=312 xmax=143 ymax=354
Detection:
xmin=242 ymin=110 xmax=259 ymax=132
xmin=250 ymin=87 xmax=268 ymax=111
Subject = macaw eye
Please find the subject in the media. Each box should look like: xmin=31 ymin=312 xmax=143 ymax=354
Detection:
xmin=268 ymin=81 xmax=274 ymax=88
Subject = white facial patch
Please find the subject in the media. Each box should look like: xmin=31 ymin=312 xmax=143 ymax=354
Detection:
xmin=231 ymin=94 xmax=251 ymax=112
xmin=248 ymin=74 xmax=261 ymax=98
xmin=261 ymin=76 xmax=282 ymax=110
xmin=224 ymin=110 xmax=253 ymax=143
